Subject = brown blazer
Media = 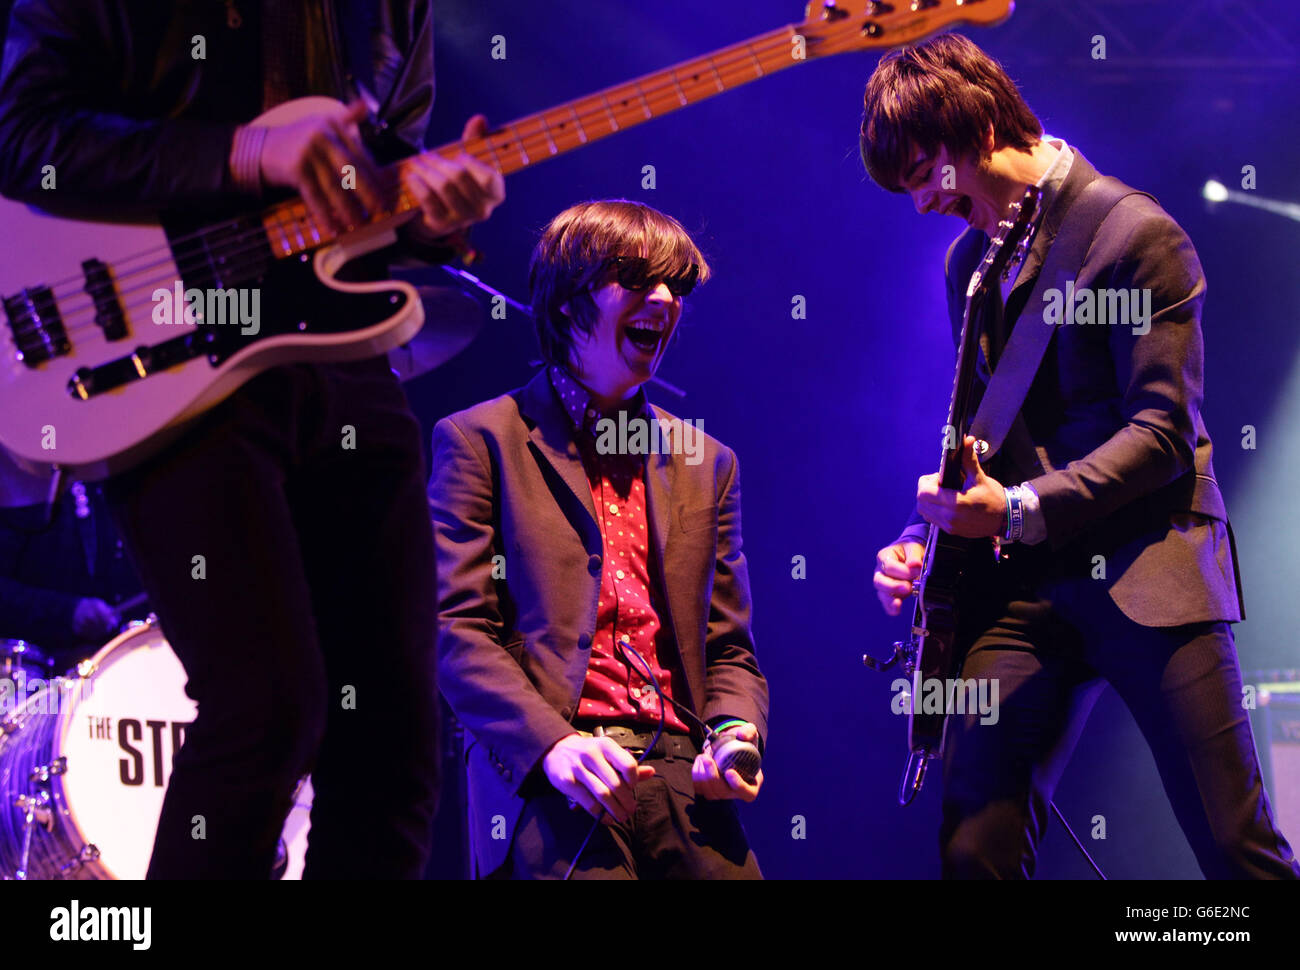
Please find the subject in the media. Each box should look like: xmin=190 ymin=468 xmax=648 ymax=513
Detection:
xmin=429 ymin=370 xmax=769 ymax=876
xmin=901 ymin=151 xmax=1244 ymax=627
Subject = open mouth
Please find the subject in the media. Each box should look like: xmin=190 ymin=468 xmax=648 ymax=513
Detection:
xmin=945 ymin=196 xmax=973 ymax=221
xmin=625 ymin=320 xmax=665 ymax=353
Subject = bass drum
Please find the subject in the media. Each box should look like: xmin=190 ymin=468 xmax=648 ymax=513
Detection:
xmin=0 ymin=618 xmax=311 ymax=879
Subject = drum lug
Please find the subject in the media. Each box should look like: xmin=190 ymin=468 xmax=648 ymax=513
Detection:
xmin=13 ymin=788 xmax=57 ymax=879
xmin=13 ymin=790 xmax=53 ymax=830
xmin=58 ymin=844 xmax=100 ymax=876
xmin=125 ymin=612 xmax=158 ymax=631
xmin=29 ymin=756 xmax=67 ymax=784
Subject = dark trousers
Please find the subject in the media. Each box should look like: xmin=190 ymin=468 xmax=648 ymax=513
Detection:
xmin=492 ymin=742 xmax=762 ymax=880
xmin=103 ymin=359 xmax=440 ymax=878
xmin=940 ymin=544 xmax=1299 ymax=879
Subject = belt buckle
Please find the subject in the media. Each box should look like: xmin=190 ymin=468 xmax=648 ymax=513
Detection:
xmin=596 ymin=724 xmax=647 ymax=756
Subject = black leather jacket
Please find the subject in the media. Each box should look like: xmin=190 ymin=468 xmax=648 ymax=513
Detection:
xmin=0 ymin=0 xmax=435 ymax=212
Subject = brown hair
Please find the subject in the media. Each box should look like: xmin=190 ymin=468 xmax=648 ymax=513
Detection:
xmin=860 ymin=33 xmax=1042 ymax=192
xmin=528 ymin=200 xmax=710 ymax=370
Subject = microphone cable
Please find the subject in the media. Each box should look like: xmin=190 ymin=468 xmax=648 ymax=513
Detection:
xmin=562 ymin=640 xmax=665 ymax=880
xmin=560 ymin=629 xmax=753 ymax=876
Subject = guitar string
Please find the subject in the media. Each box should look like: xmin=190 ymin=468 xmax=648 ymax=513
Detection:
xmin=11 ymin=82 xmax=777 ymax=343
xmin=19 ymin=13 xmax=959 ymax=350
xmin=25 ymin=28 xmax=796 ymax=305
xmin=6 ymin=29 xmax=806 ymax=345
xmin=20 ymin=10 xmax=954 ymax=325
xmin=15 ymin=18 xmax=894 ymax=347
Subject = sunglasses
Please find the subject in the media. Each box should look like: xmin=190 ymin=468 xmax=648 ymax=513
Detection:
xmin=599 ymin=256 xmax=699 ymax=297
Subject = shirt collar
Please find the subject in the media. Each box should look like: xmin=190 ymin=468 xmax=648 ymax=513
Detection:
xmin=1002 ymin=136 xmax=1073 ymax=284
xmin=1035 ymin=136 xmax=1074 ymax=210
xmin=547 ymin=365 xmax=651 ymax=436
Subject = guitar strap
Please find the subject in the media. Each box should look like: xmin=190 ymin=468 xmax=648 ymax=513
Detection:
xmin=968 ymin=176 xmax=1154 ymax=461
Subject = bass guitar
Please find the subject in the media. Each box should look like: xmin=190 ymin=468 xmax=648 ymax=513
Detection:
xmin=0 ymin=0 xmax=1014 ymax=479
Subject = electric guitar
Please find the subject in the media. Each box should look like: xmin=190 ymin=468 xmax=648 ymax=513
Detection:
xmin=865 ymin=183 xmax=1040 ymax=804
xmin=0 ymin=0 xmax=1013 ymax=479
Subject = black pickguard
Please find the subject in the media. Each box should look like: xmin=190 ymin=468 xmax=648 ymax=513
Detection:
xmin=167 ymin=215 xmax=405 ymax=352
xmin=68 ymin=221 xmax=409 ymax=401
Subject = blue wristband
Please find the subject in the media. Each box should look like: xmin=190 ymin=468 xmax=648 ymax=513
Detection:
xmin=1003 ymin=485 xmax=1025 ymax=542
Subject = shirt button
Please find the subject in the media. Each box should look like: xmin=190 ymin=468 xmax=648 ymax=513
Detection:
xmin=608 ymin=503 xmax=619 ymax=514
xmin=620 ymin=633 xmax=630 ymax=644
xmin=631 ymin=688 xmax=641 ymax=699
xmin=615 ymin=569 xmax=625 ymax=580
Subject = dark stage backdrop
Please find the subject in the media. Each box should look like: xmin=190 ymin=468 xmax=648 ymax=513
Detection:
xmin=407 ymin=0 xmax=1300 ymax=879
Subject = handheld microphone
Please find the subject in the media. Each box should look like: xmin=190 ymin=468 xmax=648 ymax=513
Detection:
xmin=708 ymin=724 xmax=761 ymax=785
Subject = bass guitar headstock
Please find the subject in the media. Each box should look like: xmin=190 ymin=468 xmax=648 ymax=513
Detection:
xmin=797 ymin=0 xmax=1014 ymax=57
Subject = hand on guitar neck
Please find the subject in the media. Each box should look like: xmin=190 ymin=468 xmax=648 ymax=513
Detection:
xmin=254 ymin=98 xmax=504 ymax=240
xmin=916 ymin=435 xmax=1008 ymax=539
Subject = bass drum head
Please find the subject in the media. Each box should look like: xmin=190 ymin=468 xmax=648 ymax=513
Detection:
xmin=56 ymin=622 xmax=312 ymax=879
xmin=58 ymin=623 xmax=197 ymax=879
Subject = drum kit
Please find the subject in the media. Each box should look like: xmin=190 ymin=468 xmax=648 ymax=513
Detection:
xmin=0 ymin=619 xmax=313 ymax=880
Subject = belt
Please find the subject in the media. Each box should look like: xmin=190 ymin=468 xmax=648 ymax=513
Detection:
xmin=574 ymin=722 xmax=698 ymax=760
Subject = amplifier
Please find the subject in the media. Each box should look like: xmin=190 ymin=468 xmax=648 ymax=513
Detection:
xmin=1247 ymin=672 xmax=1300 ymax=852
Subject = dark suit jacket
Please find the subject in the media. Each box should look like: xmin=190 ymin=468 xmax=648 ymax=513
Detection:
xmin=899 ymin=150 xmax=1244 ymax=627
xmin=429 ymin=370 xmax=769 ymax=876
xmin=0 ymin=0 xmax=436 ymax=209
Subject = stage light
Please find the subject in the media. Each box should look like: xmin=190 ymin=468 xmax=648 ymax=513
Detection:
xmin=1201 ymin=179 xmax=1300 ymax=223
xmin=1202 ymin=179 xmax=1228 ymax=203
